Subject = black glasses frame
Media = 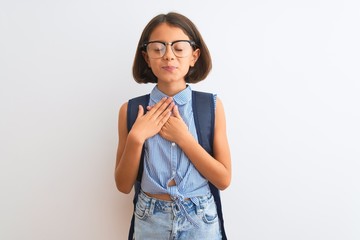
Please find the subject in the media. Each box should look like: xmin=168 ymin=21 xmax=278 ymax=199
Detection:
xmin=141 ymin=40 xmax=197 ymax=52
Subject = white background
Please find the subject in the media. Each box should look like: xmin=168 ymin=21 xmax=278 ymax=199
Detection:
xmin=1 ymin=1 xmax=359 ymax=239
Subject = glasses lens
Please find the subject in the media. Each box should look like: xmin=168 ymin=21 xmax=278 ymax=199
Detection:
xmin=171 ymin=41 xmax=193 ymax=58
xmin=146 ymin=42 xmax=165 ymax=59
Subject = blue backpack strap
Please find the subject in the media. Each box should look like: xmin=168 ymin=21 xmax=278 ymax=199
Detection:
xmin=126 ymin=94 xmax=150 ymax=181
xmin=192 ymin=90 xmax=227 ymax=240
xmin=126 ymin=94 xmax=149 ymax=240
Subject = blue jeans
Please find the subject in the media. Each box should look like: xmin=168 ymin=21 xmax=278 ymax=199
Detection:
xmin=134 ymin=190 xmax=222 ymax=240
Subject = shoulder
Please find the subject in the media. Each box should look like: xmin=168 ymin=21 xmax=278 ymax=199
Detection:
xmin=120 ymin=93 xmax=149 ymax=116
xmin=119 ymin=102 xmax=128 ymax=116
xmin=214 ymin=97 xmax=226 ymax=126
xmin=118 ymin=102 xmax=129 ymax=130
xmin=191 ymin=90 xmax=220 ymax=109
xmin=191 ymin=90 xmax=216 ymax=101
xmin=215 ymin=97 xmax=224 ymax=112
xmin=128 ymin=94 xmax=150 ymax=103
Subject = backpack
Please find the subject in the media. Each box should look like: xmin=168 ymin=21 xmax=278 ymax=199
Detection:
xmin=126 ymin=90 xmax=227 ymax=240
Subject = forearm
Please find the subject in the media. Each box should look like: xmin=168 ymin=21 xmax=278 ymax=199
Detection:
xmin=115 ymin=133 xmax=144 ymax=193
xmin=177 ymin=133 xmax=231 ymax=190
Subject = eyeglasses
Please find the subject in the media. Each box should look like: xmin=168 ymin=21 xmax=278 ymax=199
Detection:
xmin=142 ymin=40 xmax=197 ymax=59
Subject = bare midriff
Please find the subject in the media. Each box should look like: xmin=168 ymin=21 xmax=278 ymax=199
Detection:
xmin=145 ymin=179 xmax=186 ymax=201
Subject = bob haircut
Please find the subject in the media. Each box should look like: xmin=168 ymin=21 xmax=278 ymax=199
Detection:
xmin=132 ymin=12 xmax=212 ymax=83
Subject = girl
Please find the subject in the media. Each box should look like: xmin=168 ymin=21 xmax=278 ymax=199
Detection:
xmin=115 ymin=12 xmax=231 ymax=240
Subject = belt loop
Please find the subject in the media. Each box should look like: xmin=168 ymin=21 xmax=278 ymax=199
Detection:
xmin=197 ymin=195 xmax=204 ymax=210
xmin=195 ymin=200 xmax=201 ymax=215
xmin=148 ymin=197 xmax=156 ymax=215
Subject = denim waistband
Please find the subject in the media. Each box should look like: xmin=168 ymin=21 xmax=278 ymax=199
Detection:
xmin=138 ymin=189 xmax=213 ymax=227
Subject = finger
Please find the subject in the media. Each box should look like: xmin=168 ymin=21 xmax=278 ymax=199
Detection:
xmin=147 ymin=97 xmax=168 ymax=115
xmin=137 ymin=105 xmax=144 ymax=119
xmin=159 ymin=128 xmax=167 ymax=140
xmin=157 ymin=103 xmax=174 ymax=126
xmin=172 ymin=105 xmax=181 ymax=119
xmin=158 ymin=112 xmax=172 ymax=127
xmin=152 ymin=97 xmax=173 ymax=117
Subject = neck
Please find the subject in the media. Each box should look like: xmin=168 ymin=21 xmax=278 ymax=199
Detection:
xmin=157 ymin=81 xmax=187 ymax=97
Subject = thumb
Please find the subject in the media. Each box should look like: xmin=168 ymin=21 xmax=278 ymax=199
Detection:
xmin=137 ymin=105 xmax=144 ymax=118
xmin=172 ymin=105 xmax=181 ymax=119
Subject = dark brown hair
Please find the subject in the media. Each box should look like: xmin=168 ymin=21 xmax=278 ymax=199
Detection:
xmin=132 ymin=12 xmax=212 ymax=83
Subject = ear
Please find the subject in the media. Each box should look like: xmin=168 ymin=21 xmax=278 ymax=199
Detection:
xmin=190 ymin=49 xmax=200 ymax=67
xmin=142 ymin=51 xmax=151 ymax=68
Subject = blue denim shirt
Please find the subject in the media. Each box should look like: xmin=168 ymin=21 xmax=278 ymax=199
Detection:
xmin=141 ymin=85 xmax=213 ymax=206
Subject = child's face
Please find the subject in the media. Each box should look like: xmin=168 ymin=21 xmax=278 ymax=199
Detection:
xmin=143 ymin=23 xmax=200 ymax=85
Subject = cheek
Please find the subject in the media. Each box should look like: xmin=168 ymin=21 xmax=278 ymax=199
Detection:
xmin=146 ymin=59 xmax=153 ymax=68
xmin=142 ymin=53 xmax=150 ymax=66
xmin=147 ymin=58 xmax=163 ymax=68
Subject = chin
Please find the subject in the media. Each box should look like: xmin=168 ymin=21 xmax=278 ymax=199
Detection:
xmin=159 ymin=77 xmax=184 ymax=83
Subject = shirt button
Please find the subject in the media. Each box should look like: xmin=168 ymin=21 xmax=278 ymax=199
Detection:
xmin=171 ymin=142 xmax=176 ymax=147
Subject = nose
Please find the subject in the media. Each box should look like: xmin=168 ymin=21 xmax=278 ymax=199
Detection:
xmin=163 ymin=44 xmax=175 ymax=60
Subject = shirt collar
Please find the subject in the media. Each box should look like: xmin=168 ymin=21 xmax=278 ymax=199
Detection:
xmin=150 ymin=85 xmax=192 ymax=106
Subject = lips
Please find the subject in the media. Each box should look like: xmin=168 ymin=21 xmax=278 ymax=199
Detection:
xmin=162 ymin=66 xmax=177 ymax=71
